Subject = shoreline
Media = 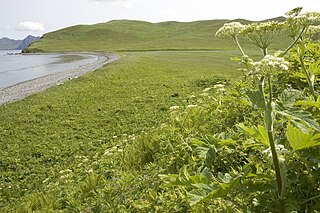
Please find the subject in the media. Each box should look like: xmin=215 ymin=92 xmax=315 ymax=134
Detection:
xmin=0 ymin=52 xmax=119 ymax=105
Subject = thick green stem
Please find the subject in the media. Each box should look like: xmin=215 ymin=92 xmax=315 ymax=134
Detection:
xmin=258 ymin=76 xmax=266 ymax=107
xmin=264 ymin=75 xmax=286 ymax=212
xmin=279 ymin=26 xmax=306 ymax=57
xmin=233 ymin=36 xmax=251 ymax=80
xmin=299 ymin=56 xmax=317 ymax=100
xmin=262 ymin=48 xmax=268 ymax=56
xmin=233 ymin=36 xmax=246 ymax=56
xmin=267 ymin=131 xmax=286 ymax=212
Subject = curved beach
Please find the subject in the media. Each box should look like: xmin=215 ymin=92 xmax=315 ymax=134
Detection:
xmin=0 ymin=52 xmax=119 ymax=105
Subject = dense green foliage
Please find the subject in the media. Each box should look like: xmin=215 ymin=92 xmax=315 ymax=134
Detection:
xmin=2 ymin=10 xmax=320 ymax=212
xmin=0 ymin=51 xmax=242 ymax=211
xmin=25 ymin=18 xmax=289 ymax=52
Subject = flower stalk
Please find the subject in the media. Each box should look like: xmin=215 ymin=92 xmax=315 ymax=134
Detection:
xmin=299 ymin=55 xmax=317 ymax=100
xmin=251 ymin=56 xmax=289 ymax=212
xmin=265 ymin=75 xmax=286 ymax=213
xmin=233 ymin=36 xmax=246 ymax=56
xmin=279 ymin=26 xmax=306 ymax=57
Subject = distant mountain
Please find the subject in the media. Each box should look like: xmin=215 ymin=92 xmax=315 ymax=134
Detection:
xmin=0 ymin=35 xmax=40 ymax=50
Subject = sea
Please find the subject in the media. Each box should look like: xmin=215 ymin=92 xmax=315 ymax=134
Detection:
xmin=0 ymin=50 xmax=98 ymax=89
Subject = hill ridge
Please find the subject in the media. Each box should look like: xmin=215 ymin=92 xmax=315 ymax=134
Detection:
xmin=26 ymin=17 xmax=289 ymax=53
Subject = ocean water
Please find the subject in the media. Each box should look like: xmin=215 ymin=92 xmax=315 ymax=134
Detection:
xmin=0 ymin=50 xmax=98 ymax=89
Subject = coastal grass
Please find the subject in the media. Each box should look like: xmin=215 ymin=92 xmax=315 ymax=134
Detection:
xmin=26 ymin=19 xmax=290 ymax=52
xmin=0 ymin=50 xmax=247 ymax=210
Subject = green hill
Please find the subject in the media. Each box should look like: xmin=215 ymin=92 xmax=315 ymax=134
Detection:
xmin=26 ymin=18 xmax=289 ymax=52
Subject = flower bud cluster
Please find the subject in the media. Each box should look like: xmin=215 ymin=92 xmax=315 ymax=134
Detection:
xmin=295 ymin=12 xmax=320 ymax=26
xmin=306 ymin=25 xmax=320 ymax=36
xmin=215 ymin=22 xmax=245 ymax=38
xmin=252 ymin=55 xmax=289 ymax=75
xmin=242 ymin=21 xmax=284 ymax=35
xmin=262 ymin=144 xmax=288 ymax=160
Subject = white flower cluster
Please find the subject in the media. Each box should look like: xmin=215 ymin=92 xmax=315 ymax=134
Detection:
xmin=262 ymin=144 xmax=288 ymax=160
xmin=242 ymin=21 xmax=284 ymax=35
xmin=294 ymin=11 xmax=320 ymax=26
xmin=169 ymin=105 xmax=180 ymax=110
xmin=306 ymin=25 xmax=320 ymax=36
xmin=252 ymin=55 xmax=289 ymax=75
xmin=186 ymin=104 xmax=198 ymax=109
xmin=215 ymin=22 xmax=245 ymax=38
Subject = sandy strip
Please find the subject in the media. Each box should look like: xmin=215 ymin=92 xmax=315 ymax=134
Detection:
xmin=0 ymin=53 xmax=119 ymax=105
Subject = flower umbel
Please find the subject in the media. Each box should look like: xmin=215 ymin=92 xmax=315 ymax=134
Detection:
xmin=215 ymin=22 xmax=245 ymax=38
xmin=242 ymin=21 xmax=284 ymax=50
xmin=306 ymin=25 xmax=320 ymax=37
xmin=252 ymin=55 xmax=289 ymax=75
xmin=295 ymin=11 xmax=320 ymax=26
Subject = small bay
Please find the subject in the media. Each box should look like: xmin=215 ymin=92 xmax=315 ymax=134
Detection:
xmin=0 ymin=51 xmax=98 ymax=89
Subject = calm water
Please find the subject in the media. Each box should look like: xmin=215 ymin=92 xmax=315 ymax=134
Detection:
xmin=0 ymin=50 xmax=98 ymax=89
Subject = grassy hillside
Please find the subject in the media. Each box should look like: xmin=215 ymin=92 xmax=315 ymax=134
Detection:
xmin=26 ymin=18 xmax=289 ymax=52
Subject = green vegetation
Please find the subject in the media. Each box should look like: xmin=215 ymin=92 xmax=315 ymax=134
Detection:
xmin=0 ymin=51 xmax=242 ymax=211
xmin=2 ymin=11 xmax=320 ymax=212
xmin=25 ymin=18 xmax=289 ymax=52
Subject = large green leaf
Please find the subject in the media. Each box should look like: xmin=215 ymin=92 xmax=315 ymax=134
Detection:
xmin=276 ymin=104 xmax=320 ymax=132
xmin=280 ymin=89 xmax=302 ymax=107
xmin=295 ymin=97 xmax=320 ymax=108
xmin=286 ymin=123 xmax=320 ymax=150
xmin=187 ymin=164 xmax=252 ymax=205
xmin=245 ymin=89 xmax=266 ymax=109
xmin=237 ymin=123 xmax=269 ymax=146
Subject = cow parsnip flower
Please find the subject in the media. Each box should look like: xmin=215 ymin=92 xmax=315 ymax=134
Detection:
xmin=263 ymin=144 xmax=288 ymax=160
xmin=306 ymin=25 xmax=320 ymax=36
xmin=252 ymin=55 xmax=289 ymax=75
xmin=295 ymin=11 xmax=320 ymax=26
xmin=241 ymin=21 xmax=284 ymax=50
xmin=242 ymin=21 xmax=284 ymax=35
xmin=215 ymin=22 xmax=245 ymax=38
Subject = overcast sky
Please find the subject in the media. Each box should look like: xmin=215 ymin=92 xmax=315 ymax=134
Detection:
xmin=1 ymin=0 xmax=320 ymax=39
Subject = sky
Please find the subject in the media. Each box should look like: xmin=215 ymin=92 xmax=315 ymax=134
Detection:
xmin=1 ymin=0 xmax=320 ymax=39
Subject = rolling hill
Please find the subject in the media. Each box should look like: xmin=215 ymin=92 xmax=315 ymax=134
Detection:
xmin=25 ymin=18 xmax=289 ymax=52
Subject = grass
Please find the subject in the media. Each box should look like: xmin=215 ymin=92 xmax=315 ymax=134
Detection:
xmin=1 ymin=17 xmax=293 ymax=211
xmin=26 ymin=18 xmax=290 ymax=52
xmin=0 ymin=50 xmax=247 ymax=210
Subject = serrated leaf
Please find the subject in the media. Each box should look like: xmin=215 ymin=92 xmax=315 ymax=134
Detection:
xmin=188 ymin=188 xmax=207 ymax=205
xmin=187 ymin=164 xmax=252 ymax=205
xmin=218 ymin=139 xmax=237 ymax=146
xmin=196 ymin=146 xmax=210 ymax=159
xmin=280 ymin=89 xmax=302 ymax=107
xmin=201 ymin=167 xmax=212 ymax=183
xmin=189 ymin=175 xmax=208 ymax=185
xmin=190 ymin=138 xmax=206 ymax=147
xmin=218 ymin=173 xmax=232 ymax=183
xmin=276 ymin=105 xmax=320 ymax=132
xmin=237 ymin=123 xmax=269 ymax=146
xmin=178 ymin=166 xmax=190 ymax=183
xmin=257 ymin=125 xmax=269 ymax=146
xmin=245 ymin=89 xmax=266 ymax=108
xmin=286 ymin=123 xmax=320 ymax=150
xmin=310 ymin=61 xmax=320 ymax=75
xmin=295 ymin=97 xmax=320 ymax=108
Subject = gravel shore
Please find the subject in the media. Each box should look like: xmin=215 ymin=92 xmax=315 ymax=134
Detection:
xmin=0 ymin=52 xmax=119 ymax=105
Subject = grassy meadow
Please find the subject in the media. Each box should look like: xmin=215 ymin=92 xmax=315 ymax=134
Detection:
xmin=0 ymin=50 xmax=245 ymax=211
xmin=3 ymin=16 xmax=316 ymax=212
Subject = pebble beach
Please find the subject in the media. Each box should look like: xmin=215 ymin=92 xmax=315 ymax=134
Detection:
xmin=0 ymin=53 xmax=119 ymax=105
